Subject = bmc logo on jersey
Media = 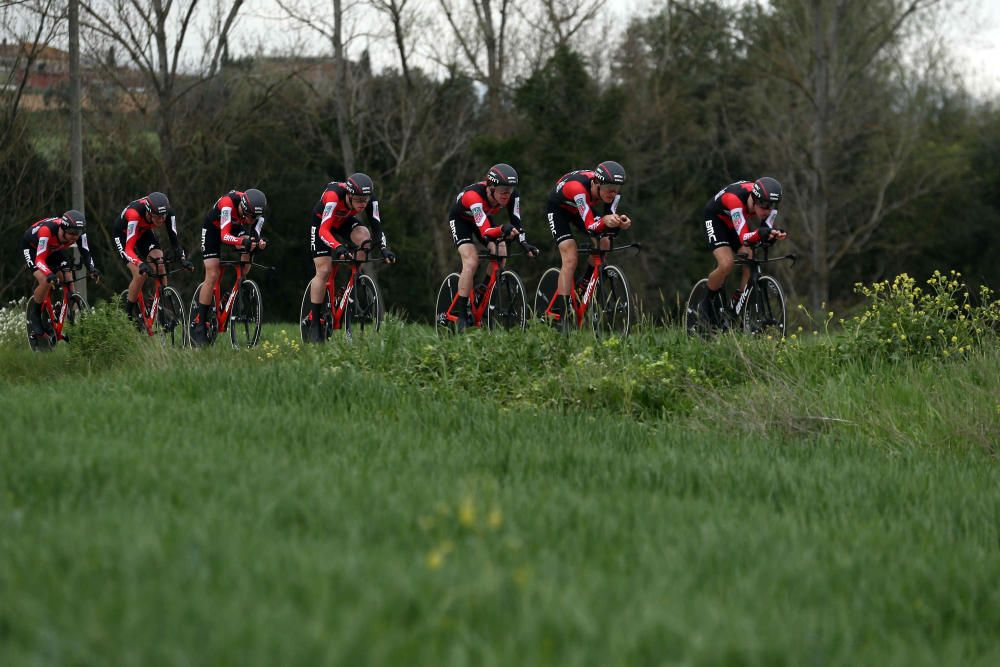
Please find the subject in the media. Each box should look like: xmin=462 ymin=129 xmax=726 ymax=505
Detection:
xmin=705 ymin=221 xmax=717 ymax=244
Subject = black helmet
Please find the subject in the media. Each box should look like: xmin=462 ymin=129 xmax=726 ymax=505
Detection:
xmin=751 ymin=177 xmax=782 ymax=207
xmin=60 ymin=209 xmax=86 ymax=231
xmin=239 ymin=188 xmax=267 ymax=217
xmin=144 ymin=191 xmax=170 ymax=216
xmin=486 ymin=163 xmax=518 ymax=187
xmin=345 ymin=173 xmax=375 ymax=197
xmin=594 ymin=161 xmax=626 ymax=186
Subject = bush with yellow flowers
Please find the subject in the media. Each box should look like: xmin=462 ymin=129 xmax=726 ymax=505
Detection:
xmin=847 ymin=270 xmax=998 ymax=361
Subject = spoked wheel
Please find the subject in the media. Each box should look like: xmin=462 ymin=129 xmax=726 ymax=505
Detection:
xmin=300 ymin=282 xmax=333 ymax=344
xmin=594 ymin=265 xmax=632 ymax=338
xmin=346 ymin=273 xmax=383 ymax=340
xmin=155 ymin=286 xmax=188 ymax=347
xmin=533 ymin=267 xmax=563 ymax=328
xmin=230 ymin=279 xmax=263 ymax=349
xmin=743 ymin=275 xmax=786 ymax=337
xmin=486 ymin=270 xmax=527 ymax=331
xmin=434 ymin=272 xmax=461 ymax=336
xmin=188 ymin=283 xmax=219 ymax=346
xmin=685 ymin=279 xmax=712 ymax=337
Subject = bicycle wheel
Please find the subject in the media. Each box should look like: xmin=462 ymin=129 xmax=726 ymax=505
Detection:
xmin=188 ymin=283 xmax=219 ymax=346
xmin=155 ymin=286 xmax=187 ymax=347
xmin=230 ymin=279 xmax=263 ymax=349
xmin=434 ymin=273 xmax=461 ymax=336
xmin=487 ymin=269 xmax=527 ymax=331
xmin=26 ymin=299 xmax=56 ymax=351
xmin=533 ymin=267 xmax=560 ymax=324
xmin=685 ymin=279 xmax=712 ymax=337
xmin=743 ymin=275 xmax=786 ymax=337
xmin=346 ymin=273 xmax=383 ymax=340
xmin=594 ymin=265 xmax=631 ymax=338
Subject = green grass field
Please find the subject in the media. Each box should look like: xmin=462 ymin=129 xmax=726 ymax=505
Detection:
xmin=2 ymin=298 xmax=1000 ymax=665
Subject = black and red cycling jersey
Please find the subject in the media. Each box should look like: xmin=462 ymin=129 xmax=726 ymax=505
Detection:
xmin=204 ymin=191 xmax=264 ymax=247
xmin=310 ymin=182 xmax=388 ymax=250
xmin=705 ymin=181 xmax=778 ymax=246
xmin=448 ymin=181 xmax=523 ymax=241
xmin=114 ymin=200 xmax=185 ymax=265
xmin=22 ymin=218 xmax=96 ymax=276
xmin=548 ymin=170 xmax=620 ymax=234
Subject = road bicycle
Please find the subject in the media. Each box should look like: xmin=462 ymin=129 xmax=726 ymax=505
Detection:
xmin=534 ymin=235 xmax=639 ymax=338
xmin=118 ymin=256 xmax=189 ymax=347
xmin=299 ymin=240 xmax=386 ymax=342
xmin=685 ymin=243 xmax=795 ymax=337
xmin=25 ymin=266 xmax=88 ymax=351
xmin=435 ymin=246 xmax=528 ymax=334
xmin=188 ymin=254 xmax=274 ymax=349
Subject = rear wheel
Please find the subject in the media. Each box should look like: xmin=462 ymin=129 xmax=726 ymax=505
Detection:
xmin=434 ymin=273 xmax=461 ymax=336
xmin=533 ymin=267 xmax=562 ymax=327
xmin=230 ymin=279 xmax=263 ymax=349
xmin=487 ymin=270 xmax=527 ymax=331
xmin=743 ymin=275 xmax=786 ymax=337
xmin=593 ymin=265 xmax=631 ymax=338
xmin=188 ymin=283 xmax=219 ymax=346
xmin=26 ymin=298 xmax=56 ymax=352
xmin=155 ymin=286 xmax=187 ymax=347
xmin=300 ymin=282 xmax=333 ymax=344
xmin=346 ymin=273 xmax=383 ymax=340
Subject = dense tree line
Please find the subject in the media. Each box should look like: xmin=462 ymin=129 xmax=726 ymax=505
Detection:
xmin=2 ymin=0 xmax=997 ymax=322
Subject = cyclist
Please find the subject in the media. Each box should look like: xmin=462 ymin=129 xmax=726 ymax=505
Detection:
xmin=113 ymin=191 xmax=193 ymax=325
xmin=697 ymin=177 xmax=787 ymax=326
xmin=305 ymin=172 xmax=398 ymax=343
xmin=190 ymin=188 xmax=268 ymax=346
xmin=21 ymin=210 xmax=102 ymax=338
xmin=545 ymin=160 xmax=631 ymax=326
xmin=444 ymin=163 xmax=538 ymax=331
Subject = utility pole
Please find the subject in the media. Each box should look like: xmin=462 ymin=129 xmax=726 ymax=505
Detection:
xmin=69 ymin=0 xmax=87 ymax=300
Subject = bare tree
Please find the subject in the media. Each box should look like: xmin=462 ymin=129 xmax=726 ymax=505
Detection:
xmin=77 ymin=0 xmax=246 ymax=187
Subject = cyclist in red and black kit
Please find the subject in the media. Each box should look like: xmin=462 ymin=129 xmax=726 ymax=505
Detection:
xmin=445 ymin=163 xmax=539 ymax=331
xmin=305 ymin=172 xmax=397 ymax=343
xmin=546 ymin=160 xmax=632 ymax=323
xmin=21 ymin=210 xmax=102 ymax=338
xmin=113 ymin=191 xmax=194 ymax=325
xmin=698 ymin=177 xmax=787 ymax=324
xmin=190 ymin=188 xmax=268 ymax=346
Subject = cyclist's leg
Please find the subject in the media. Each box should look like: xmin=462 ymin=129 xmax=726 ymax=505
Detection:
xmin=308 ymin=256 xmax=332 ymax=342
xmin=456 ymin=243 xmax=478 ymax=330
xmin=349 ymin=221 xmax=371 ymax=261
xmin=192 ymin=223 xmax=220 ymax=344
xmin=28 ymin=268 xmax=52 ymax=336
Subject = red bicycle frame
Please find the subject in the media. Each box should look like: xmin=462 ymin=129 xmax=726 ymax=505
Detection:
xmin=442 ymin=251 xmax=506 ymax=328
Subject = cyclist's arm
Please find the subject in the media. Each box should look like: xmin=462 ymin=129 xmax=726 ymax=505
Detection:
xmin=123 ymin=210 xmax=144 ymax=265
xmin=463 ymin=191 xmax=503 ymax=241
xmin=219 ymin=204 xmax=244 ymax=247
xmin=317 ymin=196 xmax=343 ymax=250
xmin=563 ymin=180 xmax=606 ymax=234
xmin=165 ymin=208 xmax=186 ymax=260
xmin=365 ymin=197 xmax=389 ymax=249
xmin=78 ymin=233 xmax=97 ymax=271
xmin=33 ymin=228 xmax=55 ymax=276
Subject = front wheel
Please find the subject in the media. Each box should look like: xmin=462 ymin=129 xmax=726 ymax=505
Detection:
xmin=434 ymin=273 xmax=461 ymax=336
xmin=486 ymin=270 xmax=527 ymax=331
xmin=156 ymin=286 xmax=188 ymax=347
xmin=230 ymin=279 xmax=263 ymax=349
xmin=188 ymin=283 xmax=219 ymax=346
xmin=743 ymin=275 xmax=786 ymax=337
xmin=346 ymin=273 xmax=383 ymax=340
xmin=594 ymin=265 xmax=631 ymax=338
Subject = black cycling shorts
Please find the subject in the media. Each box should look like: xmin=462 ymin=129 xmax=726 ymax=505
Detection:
xmin=201 ymin=222 xmax=247 ymax=260
xmin=310 ymin=218 xmax=362 ymax=258
xmin=114 ymin=230 xmax=161 ymax=264
xmin=703 ymin=211 xmax=739 ymax=251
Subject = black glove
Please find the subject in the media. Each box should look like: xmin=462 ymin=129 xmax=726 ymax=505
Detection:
xmin=181 ymin=258 xmax=194 ymax=271
xmin=138 ymin=262 xmax=151 ymax=276
xmin=89 ymin=267 xmax=102 ymax=282
xmin=46 ymin=273 xmax=59 ymax=284
xmin=382 ymin=249 xmax=398 ymax=264
xmin=240 ymin=236 xmax=254 ymax=252
xmin=757 ymin=226 xmax=772 ymax=243
xmin=500 ymin=223 xmax=516 ymax=239
xmin=334 ymin=245 xmax=352 ymax=260
xmin=520 ymin=240 xmax=539 ymax=258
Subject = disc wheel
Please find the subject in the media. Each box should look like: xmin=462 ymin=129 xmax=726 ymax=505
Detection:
xmin=188 ymin=283 xmax=219 ymax=346
xmin=300 ymin=282 xmax=333 ymax=344
xmin=486 ymin=270 xmax=527 ymax=331
xmin=230 ymin=279 xmax=263 ymax=349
